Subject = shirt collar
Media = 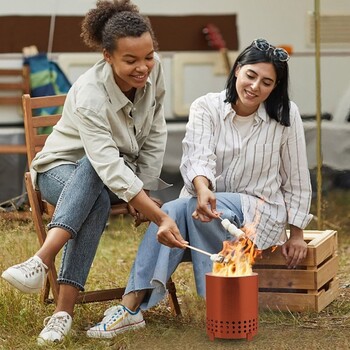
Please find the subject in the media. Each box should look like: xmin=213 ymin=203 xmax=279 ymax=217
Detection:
xmin=101 ymin=60 xmax=151 ymax=109
xmin=223 ymin=99 xmax=268 ymax=123
xmin=256 ymin=103 xmax=268 ymax=122
xmin=223 ymin=102 xmax=233 ymax=120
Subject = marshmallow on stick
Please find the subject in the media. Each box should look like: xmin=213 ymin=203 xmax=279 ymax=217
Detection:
xmin=184 ymin=244 xmax=225 ymax=263
xmin=221 ymin=218 xmax=245 ymax=240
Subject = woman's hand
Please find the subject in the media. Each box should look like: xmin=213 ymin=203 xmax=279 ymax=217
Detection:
xmin=127 ymin=203 xmax=148 ymax=227
xmin=192 ymin=176 xmax=220 ymax=222
xmin=128 ymin=190 xmax=187 ymax=248
xmin=127 ymin=193 xmax=161 ymax=227
xmin=281 ymin=225 xmax=307 ymax=268
xmin=156 ymin=216 xmax=188 ymax=249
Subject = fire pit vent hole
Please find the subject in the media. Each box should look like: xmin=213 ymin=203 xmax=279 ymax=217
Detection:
xmin=206 ymin=317 xmax=258 ymax=335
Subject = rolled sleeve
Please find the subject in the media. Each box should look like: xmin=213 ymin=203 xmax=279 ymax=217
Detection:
xmin=288 ymin=208 xmax=313 ymax=229
xmin=183 ymin=166 xmax=216 ymax=196
xmin=136 ymin=172 xmax=171 ymax=191
xmin=280 ymin=103 xmax=313 ymax=229
xmin=121 ymin=175 xmax=144 ymax=202
xmin=180 ymin=97 xmax=217 ymax=195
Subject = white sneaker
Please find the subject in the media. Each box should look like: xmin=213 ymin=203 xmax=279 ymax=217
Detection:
xmin=87 ymin=305 xmax=145 ymax=339
xmin=37 ymin=311 xmax=72 ymax=345
xmin=1 ymin=256 xmax=48 ymax=293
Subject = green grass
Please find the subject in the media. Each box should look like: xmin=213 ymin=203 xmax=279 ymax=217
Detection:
xmin=0 ymin=190 xmax=349 ymax=350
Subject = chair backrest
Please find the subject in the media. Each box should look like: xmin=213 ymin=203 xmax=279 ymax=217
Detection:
xmin=0 ymin=65 xmax=30 ymax=106
xmin=22 ymin=93 xmax=134 ymax=217
xmin=0 ymin=66 xmax=31 ymax=154
xmin=22 ymin=93 xmax=66 ymax=166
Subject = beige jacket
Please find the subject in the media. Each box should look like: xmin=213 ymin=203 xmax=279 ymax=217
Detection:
xmin=31 ymin=54 xmax=168 ymax=202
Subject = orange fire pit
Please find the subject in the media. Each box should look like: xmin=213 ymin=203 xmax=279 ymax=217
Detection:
xmin=206 ymin=272 xmax=259 ymax=341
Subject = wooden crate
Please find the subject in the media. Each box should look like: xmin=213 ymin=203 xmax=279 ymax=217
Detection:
xmin=253 ymin=230 xmax=339 ymax=312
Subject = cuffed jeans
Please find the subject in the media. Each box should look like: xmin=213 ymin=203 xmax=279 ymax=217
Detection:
xmin=37 ymin=156 xmax=117 ymax=291
xmin=125 ymin=192 xmax=243 ymax=310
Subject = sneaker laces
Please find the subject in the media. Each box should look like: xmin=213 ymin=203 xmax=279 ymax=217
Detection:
xmin=17 ymin=257 xmax=48 ymax=277
xmin=100 ymin=305 xmax=125 ymax=324
xmin=42 ymin=314 xmax=69 ymax=336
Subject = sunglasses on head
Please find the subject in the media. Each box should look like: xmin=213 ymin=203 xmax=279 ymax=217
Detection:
xmin=252 ymin=38 xmax=290 ymax=62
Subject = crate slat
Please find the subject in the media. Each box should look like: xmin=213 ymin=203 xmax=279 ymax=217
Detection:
xmin=315 ymin=255 xmax=339 ymax=288
xmin=259 ymin=278 xmax=340 ymax=312
xmin=254 ymin=230 xmax=339 ymax=312
xmin=255 ymin=255 xmax=338 ymax=290
xmin=254 ymin=230 xmax=337 ymax=267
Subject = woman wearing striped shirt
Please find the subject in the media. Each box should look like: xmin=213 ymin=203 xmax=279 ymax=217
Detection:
xmin=86 ymin=39 xmax=313 ymax=339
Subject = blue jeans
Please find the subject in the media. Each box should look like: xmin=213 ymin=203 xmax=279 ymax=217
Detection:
xmin=125 ymin=192 xmax=243 ymax=310
xmin=37 ymin=156 xmax=117 ymax=291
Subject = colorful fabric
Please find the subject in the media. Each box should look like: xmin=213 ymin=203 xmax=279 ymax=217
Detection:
xmin=24 ymin=53 xmax=71 ymax=133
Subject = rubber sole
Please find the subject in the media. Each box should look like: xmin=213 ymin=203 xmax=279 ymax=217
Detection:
xmin=1 ymin=270 xmax=42 ymax=294
xmin=87 ymin=320 xmax=146 ymax=339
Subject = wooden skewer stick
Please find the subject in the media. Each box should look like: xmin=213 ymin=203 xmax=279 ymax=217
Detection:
xmin=184 ymin=244 xmax=212 ymax=257
xmin=184 ymin=244 xmax=224 ymax=263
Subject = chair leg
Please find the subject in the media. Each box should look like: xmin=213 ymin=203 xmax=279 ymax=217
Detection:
xmin=167 ymin=277 xmax=182 ymax=316
xmin=47 ymin=263 xmax=59 ymax=302
xmin=38 ymin=265 xmax=60 ymax=304
xmin=41 ymin=277 xmax=52 ymax=304
xmin=76 ymin=288 xmax=125 ymax=304
xmin=25 ymin=172 xmax=60 ymax=303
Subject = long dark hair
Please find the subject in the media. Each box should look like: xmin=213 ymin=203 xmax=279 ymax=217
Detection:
xmin=225 ymin=41 xmax=291 ymax=126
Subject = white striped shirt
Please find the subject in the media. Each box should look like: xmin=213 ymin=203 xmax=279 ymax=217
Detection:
xmin=180 ymin=90 xmax=313 ymax=250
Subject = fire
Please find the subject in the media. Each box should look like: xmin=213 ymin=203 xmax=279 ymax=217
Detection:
xmin=212 ymin=238 xmax=261 ymax=277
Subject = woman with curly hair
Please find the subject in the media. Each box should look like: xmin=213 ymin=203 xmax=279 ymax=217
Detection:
xmin=2 ymin=0 xmax=186 ymax=344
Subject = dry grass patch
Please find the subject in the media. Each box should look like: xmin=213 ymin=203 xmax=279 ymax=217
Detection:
xmin=0 ymin=189 xmax=349 ymax=349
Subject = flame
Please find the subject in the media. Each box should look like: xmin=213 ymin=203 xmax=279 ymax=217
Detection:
xmin=212 ymin=238 xmax=261 ymax=277
xmin=213 ymin=203 xmax=264 ymax=277
xmin=270 ymin=245 xmax=278 ymax=253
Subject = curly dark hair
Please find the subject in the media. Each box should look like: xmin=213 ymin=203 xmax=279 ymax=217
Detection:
xmin=81 ymin=0 xmax=158 ymax=52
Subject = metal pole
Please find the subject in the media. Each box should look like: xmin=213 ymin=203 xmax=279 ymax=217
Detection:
xmin=314 ymin=0 xmax=323 ymax=229
xmin=47 ymin=0 xmax=58 ymax=60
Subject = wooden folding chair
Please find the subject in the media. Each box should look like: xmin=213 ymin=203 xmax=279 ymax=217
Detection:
xmin=0 ymin=65 xmax=30 ymax=154
xmin=22 ymin=93 xmax=181 ymax=315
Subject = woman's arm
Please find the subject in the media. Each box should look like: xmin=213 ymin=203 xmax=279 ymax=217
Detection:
xmin=191 ymin=176 xmax=220 ymax=221
xmin=280 ymin=103 xmax=312 ymax=267
xmin=129 ymin=189 xmax=187 ymax=249
xmin=180 ymin=95 xmax=218 ymax=196
xmin=280 ymin=102 xmax=313 ymax=229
